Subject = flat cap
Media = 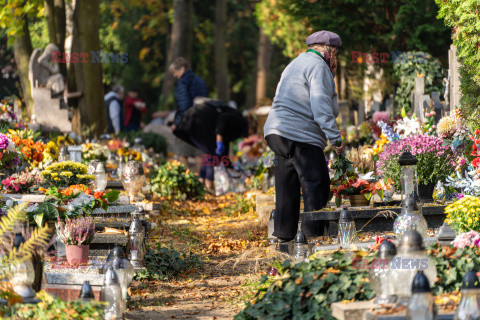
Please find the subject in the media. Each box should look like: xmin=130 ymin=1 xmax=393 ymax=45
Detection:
xmin=306 ymin=30 xmax=342 ymax=47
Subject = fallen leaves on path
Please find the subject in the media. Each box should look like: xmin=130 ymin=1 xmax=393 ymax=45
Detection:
xmin=127 ymin=192 xmax=270 ymax=320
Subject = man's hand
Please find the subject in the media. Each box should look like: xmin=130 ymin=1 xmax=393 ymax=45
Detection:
xmin=171 ymin=124 xmax=176 ymax=131
xmin=333 ymin=141 xmax=345 ymax=155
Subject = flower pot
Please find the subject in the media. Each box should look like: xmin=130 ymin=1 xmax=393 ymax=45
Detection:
xmin=418 ymin=182 xmax=435 ymax=202
xmin=348 ymin=194 xmax=370 ymax=207
xmin=65 ymin=244 xmax=89 ymax=265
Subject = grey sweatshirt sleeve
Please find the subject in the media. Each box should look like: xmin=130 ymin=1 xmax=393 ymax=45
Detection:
xmin=308 ymin=65 xmax=342 ymax=144
xmin=109 ymin=100 xmax=122 ymax=133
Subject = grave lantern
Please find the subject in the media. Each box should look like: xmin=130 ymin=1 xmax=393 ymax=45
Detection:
xmin=104 ymin=246 xmax=134 ymax=313
xmin=398 ymin=150 xmax=418 ymax=202
xmin=293 ymin=230 xmax=309 ymax=263
xmin=129 ymin=210 xmax=146 ymax=268
xmin=388 ymin=230 xmax=437 ymax=302
xmin=122 ymin=160 xmax=145 ymax=202
xmin=102 ymin=267 xmax=123 ymax=319
xmin=267 ymin=210 xmax=276 ymax=248
xmin=337 ymin=207 xmax=357 ymax=246
xmin=369 ymin=239 xmax=397 ymax=304
xmin=393 ymin=193 xmax=427 ymax=239
xmin=10 ymin=233 xmax=36 ymax=300
xmin=58 ymin=146 xmax=69 ymax=162
xmin=132 ymin=137 xmax=145 ymax=154
xmin=79 ymin=280 xmax=95 ymax=302
xmin=406 ymin=270 xmax=436 ymax=320
xmin=94 ymin=163 xmax=108 ymax=192
xmin=117 ymin=156 xmax=125 ymax=179
xmin=456 ymin=270 xmax=480 ymax=320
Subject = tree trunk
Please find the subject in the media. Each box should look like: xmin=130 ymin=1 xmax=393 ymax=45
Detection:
xmin=45 ymin=0 xmax=66 ymax=75
xmin=161 ymin=0 xmax=189 ymax=108
xmin=70 ymin=0 xmax=105 ymax=137
xmin=214 ymin=0 xmax=229 ymax=102
xmin=255 ymin=27 xmax=272 ymax=107
xmin=13 ymin=17 xmax=34 ymax=116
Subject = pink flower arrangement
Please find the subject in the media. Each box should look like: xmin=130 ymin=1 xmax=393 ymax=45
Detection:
xmin=56 ymin=216 xmax=95 ymax=246
xmin=452 ymin=231 xmax=480 ymax=249
xmin=2 ymin=171 xmax=42 ymax=193
xmin=376 ymin=134 xmax=458 ymax=186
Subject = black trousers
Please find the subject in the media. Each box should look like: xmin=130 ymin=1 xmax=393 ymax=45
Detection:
xmin=265 ymin=134 xmax=330 ymax=240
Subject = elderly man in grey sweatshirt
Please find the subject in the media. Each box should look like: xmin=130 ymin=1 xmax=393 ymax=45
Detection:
xmin=264 ymin=30 xmax=344 ymax=241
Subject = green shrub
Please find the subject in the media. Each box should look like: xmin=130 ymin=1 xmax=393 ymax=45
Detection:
xmin=393 ymin=51 xmax=445 ymax=113
xmin=150 ymin=161 xmax=204 ymax=200
xmin=134 ymin=245 xmax=203 ymax=281
xmin=13 ymin=291 xmax=104 ymax=319
xmin=235 ymin=244 xmax=480 ymax=319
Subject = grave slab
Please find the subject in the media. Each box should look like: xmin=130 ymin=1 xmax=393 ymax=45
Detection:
xmin=304 ymin=205 xmax=446 ymax=235
xmin=331 ymin=300 xmax=374 ymax=320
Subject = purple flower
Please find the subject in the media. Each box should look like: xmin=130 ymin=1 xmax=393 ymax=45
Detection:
xmin=0 ymin=134 xmax=9 ymax=151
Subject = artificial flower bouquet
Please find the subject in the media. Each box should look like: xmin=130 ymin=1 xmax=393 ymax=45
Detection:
xmin=451 ymin=231 xmax=480 ymax=249
xmin=81 ymin=143 xmax=109 ymax=163
xmin=1 ymin=170 xmax=42 ymax=193
xmin=332 ymin=173 xmax=392 ymax=201
xmin=40 ymin=184 xmax=120 ymax=217
xmin=0 ymin=133 xmax=20 ymax=170
xmin=56 ymin=216 xmax=95 ymax=246
xmin=117 ymin=147 xmax=142 ymax=162
xmin=0 ymin=101 xmax=24 ymax=131
xmin=444 ymin=195 xmax=480 ymax=233
xmin=377 ymin=134 xmax=458 ymax=189
xmin=41 ymin=161 xmax=94 ymax=188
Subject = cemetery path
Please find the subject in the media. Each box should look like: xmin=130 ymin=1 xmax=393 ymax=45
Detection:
xmin=126 ymin=193 xmax=269 ymax=320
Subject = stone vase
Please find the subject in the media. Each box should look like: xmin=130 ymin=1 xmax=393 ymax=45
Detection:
xmin=65 ymin=244 xmax=89 ymax=265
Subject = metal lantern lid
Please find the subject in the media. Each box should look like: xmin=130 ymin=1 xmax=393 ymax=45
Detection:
xmin=95 ymin=162 xmax=105 ymax=174
xmin=398 ymin=150 xmax=418 ymax=166
xmin=411 ymin=271 xmax=431 ymax=293
xmin=123 ymin=160 xmax=144 ymax=178
xmin=79 ymin=281 xmax=95 ymax=299
xmin=269 ymin=209 xmax=275 ymax=220
xmin=107 ymin=246 xmax=126 ymax=261
xmin=59 ymin=146 xmax=69 ymax=156
xmin=339 ymin=207 xmax=353 ymax=223
xmin=294 ymin=230 xmax=308 ymax=244
xmin=398 ymin=230 xmax=424 ymax=253
xmin=462 ymin=270 xmax=480 ymax=289
xmin=377 ymin=240 xmax=397 ymax=259
xmin=129 ymin=215 xmax=144 ymax=234
xmin=13 ymin=233 xmax=25 ymax=249
xmin=401 ymin=192 xmax=418 ymax=212
xmin=87 ymin=159 xmax=102 ymax=175
xmin=104 ymin=267 xmax=120 ymax=286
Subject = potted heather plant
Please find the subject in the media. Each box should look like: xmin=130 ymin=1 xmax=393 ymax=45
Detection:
xmin=377 ymin=135 xmax=458 ymax=201
xmin=56 ymin=216 xmax=94 ymax=265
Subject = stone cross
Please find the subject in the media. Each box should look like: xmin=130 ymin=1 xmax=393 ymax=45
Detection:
xmin=448 ymin=45 xmax=462 ymax=115
xmin=412 ymin=75 xmax=426 ymax=122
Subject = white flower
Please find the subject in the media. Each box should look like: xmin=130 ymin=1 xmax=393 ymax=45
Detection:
xmin=395 ymin=117 xmax=421 ymax=138
xmin=358 ymin=171 xmax=375 ymax=181
xmin=6 ymin=138 xmax=16 ymax=153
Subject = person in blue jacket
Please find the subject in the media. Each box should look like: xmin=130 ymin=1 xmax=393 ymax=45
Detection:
xmin=169 ymin=57 xmax=208 ymax=170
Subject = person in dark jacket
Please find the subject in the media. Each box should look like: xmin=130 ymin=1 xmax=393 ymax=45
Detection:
xmin=174 ymin=97 xmax=249 ymax=192
xmin=169 ymin=57 xmax=208 ymax=170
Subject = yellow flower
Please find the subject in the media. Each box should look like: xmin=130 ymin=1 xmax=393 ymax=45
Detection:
xmin=60 ymin=171 xmax=73 ymax=177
